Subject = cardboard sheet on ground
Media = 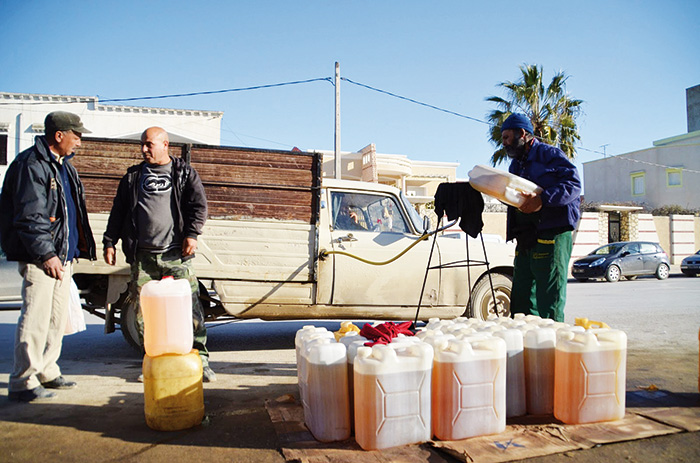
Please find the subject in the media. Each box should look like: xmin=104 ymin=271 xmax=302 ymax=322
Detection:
xmin=265 ymin=393 xmax=698 ymax=463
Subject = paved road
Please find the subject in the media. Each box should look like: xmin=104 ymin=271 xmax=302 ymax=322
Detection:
xmin=0 ymin=271 xmax=698 ymax=462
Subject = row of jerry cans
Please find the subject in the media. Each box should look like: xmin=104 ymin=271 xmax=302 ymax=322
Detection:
xmin=295 ymin=324 xmax=507 ymax=450
xmin=295 ymin=319 xmax=627 ymax=451
xmin=421 ymin=315 xmax=627 ymax=424
xmin=140 ymin=278 xmax=204 ymax=431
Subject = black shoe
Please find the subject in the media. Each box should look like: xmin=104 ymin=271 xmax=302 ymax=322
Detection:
xmin=203 ymin=366 xmax=217 ymax=383
xmin=8 ymin=386 xmax=57 ymax=402
xmin=41 ymin=376 xmax=77 ymax=389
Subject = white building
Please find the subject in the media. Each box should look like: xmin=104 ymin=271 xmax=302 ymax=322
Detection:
xmin=582 ymin=85 xmax=700 ymax=210
xmin=0 ymin=91 xmax=223 ymax=185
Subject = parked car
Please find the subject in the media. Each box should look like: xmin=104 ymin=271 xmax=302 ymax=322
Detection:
xmin=571 ymin=241 xmax=670 ymax=282
xmin=680 ymin=250 xmax=700 ymax=277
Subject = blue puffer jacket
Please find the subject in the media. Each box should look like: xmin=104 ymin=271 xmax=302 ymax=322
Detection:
xmin=506 ymin=139 xmax=581 ymax=242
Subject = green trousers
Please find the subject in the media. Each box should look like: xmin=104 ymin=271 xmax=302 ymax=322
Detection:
xmin=129 ymin=248 xmax=209 ymax=366
xmin=511 ymin=230 xmax=572 ymax=322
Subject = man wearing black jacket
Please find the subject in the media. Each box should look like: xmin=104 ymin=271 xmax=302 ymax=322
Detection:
xmin=0 ymin=111 xmax=96 ymax=402
xmin=102 ymin=127 xmax=215 ymax=381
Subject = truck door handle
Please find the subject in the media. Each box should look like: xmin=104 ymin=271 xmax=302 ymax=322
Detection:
xmin=337 ymin=233 xmax=357 ymax=243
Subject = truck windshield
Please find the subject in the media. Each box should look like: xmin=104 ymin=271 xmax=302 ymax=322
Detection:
xmin=400 ymin=191 xmax=424 ymax=233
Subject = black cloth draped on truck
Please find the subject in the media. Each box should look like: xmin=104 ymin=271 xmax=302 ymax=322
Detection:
xmin=433 ymin=182 xmax=484 ymax=238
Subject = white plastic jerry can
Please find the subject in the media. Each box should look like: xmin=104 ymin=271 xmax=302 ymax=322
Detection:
xmin=300 ymin=337 xmax=350 ymax=442
xmin=432 ymin=336 xmax=507 ymax=440
xmin=554 ymin=328 xmax=627 ymax=424
xmin=140 ymin=277 xmax=193 ymax=356
xmin=494 ymin=328 xmax=527 ymax=418
xmin=353 ymin=342 xmax=433 ymax=450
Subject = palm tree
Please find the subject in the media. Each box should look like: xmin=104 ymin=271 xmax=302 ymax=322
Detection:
xmin=486 ymin=64 xmax=583 ymax=166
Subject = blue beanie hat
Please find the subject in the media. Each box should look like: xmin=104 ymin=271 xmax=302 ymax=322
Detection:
xmin=501 ymin=113 xmax=533 ymax=134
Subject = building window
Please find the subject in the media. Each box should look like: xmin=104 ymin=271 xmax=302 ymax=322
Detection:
xmin=631 ymin=172 xmax=645 ymax=196
xmin=0 ymin=134 xmax=7 ymax=166
xmin=666 ymin=168 xmax=682 ymax=187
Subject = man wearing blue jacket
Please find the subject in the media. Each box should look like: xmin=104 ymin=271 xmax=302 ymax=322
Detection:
xmin=501 ymin=113 xmax=581 ymax=322
xmin=1 ymin=112 xmax=96 ymax=402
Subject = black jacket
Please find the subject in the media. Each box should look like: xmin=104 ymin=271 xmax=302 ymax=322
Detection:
xmin=103 ymin=156 xmax=207 ymax=264
xmin=0 ymin=136 xmax=96 ymax=264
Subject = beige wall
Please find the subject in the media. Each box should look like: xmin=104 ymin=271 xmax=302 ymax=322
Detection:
xmin=482 ymin=212 xmax=507 ymax=240
xmin=583 ymin=133 xmax=700 ymax=209
xmin=653 ymin=216 xmax=671 ymax=256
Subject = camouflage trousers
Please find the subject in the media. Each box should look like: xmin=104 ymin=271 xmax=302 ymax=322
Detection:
xmin=129 ymin=248 xmax=209 ymax=366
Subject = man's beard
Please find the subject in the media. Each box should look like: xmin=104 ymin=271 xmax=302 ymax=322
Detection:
xmin=505 ymin=138 xmax=527 ymax=159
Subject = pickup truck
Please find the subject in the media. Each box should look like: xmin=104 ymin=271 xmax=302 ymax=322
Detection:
xmin=72 ymin=138 xmax=515 ymax=348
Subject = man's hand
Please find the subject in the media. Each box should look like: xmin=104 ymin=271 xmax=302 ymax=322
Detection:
xmin=42 ymin=256 xmax=64 ymax=280
xmin=182 ymin=237 xmax=198 ymax=257
xmin=104 ymin=247 xmax=116 ymax=266
xmin=519 ymin=192 xmax=543 ymax=214
xmin=349 ymin=211 xmax=359 ymax=223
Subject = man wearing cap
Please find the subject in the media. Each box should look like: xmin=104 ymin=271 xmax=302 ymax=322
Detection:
xmin=500 ymin=113 xmax=581 ymax=322
xmin=0 ymin=111 xmax=96 ymax=402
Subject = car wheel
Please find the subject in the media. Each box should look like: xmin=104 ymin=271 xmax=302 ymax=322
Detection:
xmin=605 ymin=265 xmax=621 ymax=282
xmin=655 ymin=263 xmax=670 ymax=280
xmin=574 ymin=277 xmax=589 ymax=282
xmin=624 ymin=275 xmax=637 ymax=281
xmin=466 ymin=273 xmax=512 ymax=320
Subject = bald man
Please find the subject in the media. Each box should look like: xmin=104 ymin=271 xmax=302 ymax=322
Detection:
xmin=103 ymin=127 xmax=214 ymax=381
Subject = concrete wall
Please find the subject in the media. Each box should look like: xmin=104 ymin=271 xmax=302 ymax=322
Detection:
xmin=688 ymin=84 xmax=700 ymax=133
xmin=474 ymin=212 xmax=699 ymax=265
xmin=482 ymin=212 xmax=507 ymax=240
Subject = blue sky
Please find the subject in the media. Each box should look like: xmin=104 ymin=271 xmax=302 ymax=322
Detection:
xmin=1 ymin=0 xmax=698 ymax=179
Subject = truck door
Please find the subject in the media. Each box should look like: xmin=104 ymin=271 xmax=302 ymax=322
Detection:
xmin=327 ymin=191 xmax=441 ymax=307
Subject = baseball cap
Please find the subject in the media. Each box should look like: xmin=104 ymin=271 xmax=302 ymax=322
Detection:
xmin=44 ymin=111 xmax=92 ymax=134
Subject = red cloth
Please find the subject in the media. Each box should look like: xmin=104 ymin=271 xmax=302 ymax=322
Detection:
xmin=359 ymin=321 xmax=414 ymax=346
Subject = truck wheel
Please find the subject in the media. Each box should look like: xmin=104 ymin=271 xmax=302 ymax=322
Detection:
xmin=466 ymin=273 xmax=512 ymax=320
xmin=120 ymin=295 xmax=144 ymax=352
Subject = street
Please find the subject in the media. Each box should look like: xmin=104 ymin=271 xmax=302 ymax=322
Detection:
xmin=0 ymin=272 xmax=698 ymax=462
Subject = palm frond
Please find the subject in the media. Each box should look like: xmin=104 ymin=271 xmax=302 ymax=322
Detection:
xmin=486 ymin=64 xmax=584 ymax=161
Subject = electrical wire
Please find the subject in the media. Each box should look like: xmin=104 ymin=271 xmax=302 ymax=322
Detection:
xmin=2 ymin=77 xmax=696 ymax=174
xmin=0 ymin=77 xmax=333 ymax=105
xmin=340 ymin=77 xmax=490 ymax=126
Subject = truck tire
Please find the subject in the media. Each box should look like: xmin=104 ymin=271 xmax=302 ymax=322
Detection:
xmin=466 ymin=273 xmax=512 ymax=320
xmin=120 ymin=295 xmax=144 ymax=352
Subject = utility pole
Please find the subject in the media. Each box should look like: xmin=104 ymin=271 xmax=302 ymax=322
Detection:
xmin=334 ymin=61 xmax=341 ymax=179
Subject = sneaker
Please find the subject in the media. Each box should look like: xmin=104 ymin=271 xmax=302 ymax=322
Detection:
xmin=137 ymin=374 xmax=144 ymax=383
xmin=203 ymin=366 xmax=217 ymax=383
xmin=41 ymin=376 xmax=77 ymax=390
xmin=8 ymin=386 xmax=57 ymax=402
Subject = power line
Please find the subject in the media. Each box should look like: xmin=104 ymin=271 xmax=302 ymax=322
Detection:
xmin=609 ymin=154 xmax=700 ymax=175
xmin=340 ymin=77 xmax=490 ymax=125
xmin=0 ymin=78 xmax=333 ymax=106
xmin=2 ymin=76 xmax=693 ymax=167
